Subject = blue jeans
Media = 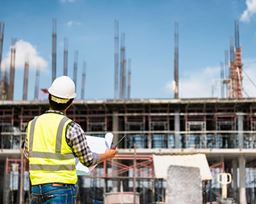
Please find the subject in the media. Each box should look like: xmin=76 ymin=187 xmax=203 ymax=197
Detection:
xmin=31 ymin=183 xmax=77 ymax=204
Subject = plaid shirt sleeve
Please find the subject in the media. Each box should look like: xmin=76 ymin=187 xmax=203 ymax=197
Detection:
xmin=23 ymin=135 xmax=29 ymax=158
xmin=66 ymin=122 xmax=100 ymax=167
xmin=23 ymin=123 xmax=29 ymax=158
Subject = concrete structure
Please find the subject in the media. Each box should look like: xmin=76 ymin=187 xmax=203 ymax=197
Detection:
xmin=1 ymin=98 xmax=256 ymax=203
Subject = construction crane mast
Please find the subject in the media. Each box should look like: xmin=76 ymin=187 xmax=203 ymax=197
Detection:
xmin=229 ymin=40 xmax=234 ymax=98
xmin=52 ymin=19 xmax=57 ymax=83
xmin=229 ymin=20 xmax=243 ymax=98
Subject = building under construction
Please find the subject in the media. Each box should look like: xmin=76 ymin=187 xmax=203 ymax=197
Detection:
xmin=0 ymin=98 xmax=256 ymax=203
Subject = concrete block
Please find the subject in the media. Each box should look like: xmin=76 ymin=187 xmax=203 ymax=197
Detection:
xmin=166 ymin=165 xmax=202 ymax=204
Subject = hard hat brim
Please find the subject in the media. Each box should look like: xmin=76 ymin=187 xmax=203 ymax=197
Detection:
xmin=48 ymin=88 xmax=76 ymax=99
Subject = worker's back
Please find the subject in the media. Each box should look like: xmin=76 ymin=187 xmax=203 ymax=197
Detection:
xmin=27 ymin=112 xmax=77 ymax=186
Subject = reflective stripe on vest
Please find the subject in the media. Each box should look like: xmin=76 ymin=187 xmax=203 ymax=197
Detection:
xmin=29 ymin=151 xmax=73 ymax=160
xmin=28 ymin=115 xmax=75 ymax=171
xmin=29 ymin=164 xmax=75 ymax=171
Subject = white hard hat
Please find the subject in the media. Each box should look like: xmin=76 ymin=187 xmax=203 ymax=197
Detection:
xmin=48 ymin=76 xmax=76 ymax=99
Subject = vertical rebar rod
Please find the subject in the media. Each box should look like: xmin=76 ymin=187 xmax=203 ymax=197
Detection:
xmin=52 ymin=18 xmax=57 ymax=82
xmin=224 ymin=50 xmax=229 ymax=97
xmin=63 ymin=38 xmax=68 ymax=76
xmin=0 ymin=22 xmax=5 ymax=81
xmin=2 ymin=63 xmax=7 ymax=99
xmin=119 ymin=33 xmax=126 ymax=99
xmin=22 ymin=59 xmax=29 ymax=100
xmin=34 ymin=68 xmax=40 ymax=100
xmin=127 ymin=58 xmax=131 ymax=99
xmin=73 ymin=50 xmax=78 ymax=87
xmin=220 ymin=62 xmax=224 ymax=98
xmin=8 ymin=40 xmax=16 ymax=100
xmin=81 ymin=61 xmax=86 ymax=99
xmin=235 ymin=20 xmax=240 ymax=49
xmin=114 ymin=20 xmax=119 ymax=99
xmin=174 ymin=22 xmax=179 ymax=99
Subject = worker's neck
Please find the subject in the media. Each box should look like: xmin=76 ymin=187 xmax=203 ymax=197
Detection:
xmin=49 ymin=108 xmax=66 ymax=114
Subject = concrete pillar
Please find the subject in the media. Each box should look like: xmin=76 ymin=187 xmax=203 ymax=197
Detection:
xmin=239 ymin=156 xmax=247 ymax=204
xmin=232 ymin=159 xmax=238 ymax=201
xmin=148 ymin=133 xmax=152 ymax=149
xmin=112 ymin=112 xmax=119 ymax=192
xmin=147 ymin=115 xmax=152 ymax=149
xmin=202 ymin=122 xmax=207 ymax=148
xmin=237 ymin=113 xmax=244 ymax=149
xmin=174 ymin=111 xmax=181 ymax=148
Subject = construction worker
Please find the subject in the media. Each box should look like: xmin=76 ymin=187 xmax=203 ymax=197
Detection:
xmin=24 ymin=76 xmax=117 ymax=204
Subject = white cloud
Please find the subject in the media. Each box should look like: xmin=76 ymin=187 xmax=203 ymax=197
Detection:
xmin=1 ymin=40 xmax=48 ymax=71
xmin=66 ymin=20 xmax=82 ymax=28
xmin=180 ymin=67 xmax=219 ymax=98
xmin=166 ymin=60 xmax=256 ymax=98
xmin=240 ymin=0 xmax=256 ymax=22
xmin=166 ymin=66 xmax=223 ymax=98
xmin=182 ymin=66 xmax=220 ymax=98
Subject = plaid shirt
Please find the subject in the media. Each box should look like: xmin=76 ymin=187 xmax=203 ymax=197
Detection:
xmin=24 ymin=110 xmax=99 ymax=167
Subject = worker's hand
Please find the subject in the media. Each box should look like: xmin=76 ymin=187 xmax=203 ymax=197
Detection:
xmin=100 ymin=149 xmax=117 ymax=161
xmin=105 ymin=149 xmax=117 ymax=159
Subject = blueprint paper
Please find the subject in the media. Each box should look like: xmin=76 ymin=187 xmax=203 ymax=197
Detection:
xmin=76 ymin=133 xmax=113 ymax=175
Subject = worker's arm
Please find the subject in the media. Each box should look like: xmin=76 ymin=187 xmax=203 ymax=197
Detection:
xmin=23 ymin=126 xmax=29 ymax=159
xmin=22 ymin=140 xmax=28 ymax=159
xmin=66 ymin=122 xmax=117 ymax=167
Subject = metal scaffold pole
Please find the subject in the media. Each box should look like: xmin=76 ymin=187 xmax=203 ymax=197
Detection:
xmin=19 ymin=148 xmax=24 ymax=204
xmin=133 ymin=145 xmax=137 ymax=204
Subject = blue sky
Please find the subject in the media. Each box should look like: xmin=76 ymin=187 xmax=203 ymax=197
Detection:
xmin=1 ymin=0 xmax=256 ymax=100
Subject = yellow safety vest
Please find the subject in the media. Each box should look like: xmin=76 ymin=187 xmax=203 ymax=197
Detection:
xmin=26 ymin=112 xmax=77 ymax=185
